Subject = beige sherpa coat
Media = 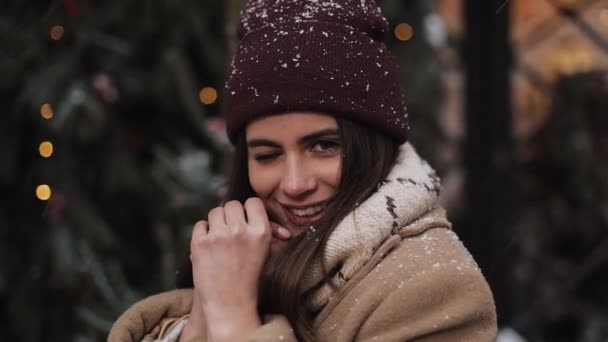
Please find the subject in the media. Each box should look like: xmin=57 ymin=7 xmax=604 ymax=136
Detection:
xmin=109 ymin=143 xmax=497 ymax=342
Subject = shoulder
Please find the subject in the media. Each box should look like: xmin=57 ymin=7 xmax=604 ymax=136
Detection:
xmin=320 ymin=228 xmax=497 ymax=341
xmin=383 ymin=227 xmax=495 ymax=309
xmin=367 ymin=228 xmax=497 ymax=340
xmin=108 ymin=289 xmax=193 ymax=342
xmin=392 ymin=227 xmax=484 ymax=278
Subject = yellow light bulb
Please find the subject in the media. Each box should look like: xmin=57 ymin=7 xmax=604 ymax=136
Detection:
xmin=394 ymin=23 xmax=414 ymax=41
xmin=39 ymin=141 xmax=54 ymax=158
xmin=41 ymin=103 xmax=54 ymax=119
xmin=50 ymin=25 xmax=65 ymax=41
xmin=36 ymin=184 xmax=52 ymax=201
xmin=199 ymin=87 xmax=218 ymax=105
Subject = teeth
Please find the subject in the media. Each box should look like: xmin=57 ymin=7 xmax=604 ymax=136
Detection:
xmin=289 ymin=204 xmax=326 ymax=217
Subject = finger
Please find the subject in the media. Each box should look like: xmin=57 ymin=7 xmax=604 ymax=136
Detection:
xmin=191 ymin=220 xmax=209 ymax=250
xmin=207 ymin=207 xmax=227 ymax=232
xmin=192 ymin=220 xmax=209 ymax=237
xmin=243 ymin=197 xmax=270 ymax=233
xmin=224 ymin=200 xmax=246 ymax=230
xmin=270 ymin=221 xmax=292 ymax=240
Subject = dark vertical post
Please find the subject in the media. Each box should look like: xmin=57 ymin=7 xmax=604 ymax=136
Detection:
xmin=461 ymin=0 xmax=513 ymax=324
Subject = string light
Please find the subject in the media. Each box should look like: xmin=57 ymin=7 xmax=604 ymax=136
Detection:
xmin=50 ymin=25 xmax=65 ymax=41
xmin=199 ymin=87 xmax=218 ymax=105
xmin=41 ymin=103 xmax=54 ymax=119
xmin=39 ymin=141 xmax=54 ymax=158
xmin=394 ymin=23 xmax=414 ymax=41
xmin=36 ymin=184 xmax=52 ymax=201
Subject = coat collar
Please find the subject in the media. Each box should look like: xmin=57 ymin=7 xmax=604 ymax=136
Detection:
xmin=301 ymin=143 xmax=451 ymax=311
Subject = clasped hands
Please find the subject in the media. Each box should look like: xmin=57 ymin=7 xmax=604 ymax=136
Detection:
xmin=179 ymin=198 xmax=292 ymax=342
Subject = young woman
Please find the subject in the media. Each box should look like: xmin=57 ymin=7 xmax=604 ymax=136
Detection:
xmin=109 ymin=1 xmax=497 ymax=341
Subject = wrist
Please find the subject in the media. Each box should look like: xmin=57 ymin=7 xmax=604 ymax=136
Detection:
xmin=180 ymin=317 xmax=204 ymax=342
xmin=205 ymin=306 xmax=261 ymax=342
xmin=179 ymin=291 xmax=207 ymax=342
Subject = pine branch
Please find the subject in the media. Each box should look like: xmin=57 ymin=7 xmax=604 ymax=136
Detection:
xmin=76 ymin=305 xmax=114 ymax=334
xmin=78 ymin=239 xmax=122 ymax=311
xmin=163 ymin=47 xmax=223 ymax=156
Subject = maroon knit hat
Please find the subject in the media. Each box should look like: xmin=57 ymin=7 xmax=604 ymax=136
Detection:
xmin=222 ymin=0 xmax=409 ymax=144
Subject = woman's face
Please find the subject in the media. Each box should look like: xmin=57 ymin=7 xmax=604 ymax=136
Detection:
xmin=246 ymin=112 xmax=341 ymax=240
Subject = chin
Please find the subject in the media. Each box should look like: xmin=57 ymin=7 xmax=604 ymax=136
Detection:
xmin=268 ymin=238 xmax=289 ymax=264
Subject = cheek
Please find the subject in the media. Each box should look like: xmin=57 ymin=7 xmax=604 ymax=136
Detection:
xmin=321 ymin=156 xmax=341 ymax=189
xmin=248 ymin=162 xmax=279 ymax=198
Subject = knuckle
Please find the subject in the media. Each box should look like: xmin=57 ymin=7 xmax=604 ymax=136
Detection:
xmin=230 ymin=228 xmax=246 ymax=239
xmin=207 ymin=207 xmax=221 ymax=218
xmin=225 ymin=200 xmax=243 ymax=208
xmin=190 ymin=235 xmax=204 ymax=250
xmin=193 ymin=220 xmax=208 ymax=230
xmin=251 ymin=226 xmax=269 ymax=239
xmin=191 ymin=222 xmax=207 ymax=240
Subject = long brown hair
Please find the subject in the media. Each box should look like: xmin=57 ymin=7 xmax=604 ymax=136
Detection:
xmin=177 ymin=116 xmax=399 ymax=341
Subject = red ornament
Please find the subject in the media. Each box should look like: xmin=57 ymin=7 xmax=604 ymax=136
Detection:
xmin=92 ymin=73 xmax=119 ymax=104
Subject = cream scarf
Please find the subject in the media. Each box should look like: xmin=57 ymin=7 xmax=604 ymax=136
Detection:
xmin=301 ymin=143 xmax=452 ymax=312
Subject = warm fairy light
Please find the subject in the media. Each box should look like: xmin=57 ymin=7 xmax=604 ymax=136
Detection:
xmin=39 ymin=141 xmax=54 ymax=158
xmin=600 ymin=8 xmax=608 ymax=27
xmin=36 ymin=184 xmax=52 ymax=201
xmin=199 ymin=87 xmax=218 ymax=105
xmin=394 ymin=23 xmax=414 ymax=41
xmin=41 ymin=103 xmax=54 ymax=119
xmin=50 ymin=25 xmax=65 ymax=41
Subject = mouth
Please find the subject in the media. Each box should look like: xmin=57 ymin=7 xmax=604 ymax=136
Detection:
xmin=280 ymin=202 xmax=328 ymax=228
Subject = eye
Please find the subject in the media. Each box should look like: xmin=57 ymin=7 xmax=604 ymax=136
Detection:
xmin=253 ymin=151 xmax=281 ymax=162
xmin=311 ymin=139 xmax=340 ymax=153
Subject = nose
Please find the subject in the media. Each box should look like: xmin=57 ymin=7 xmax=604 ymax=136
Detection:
xmin=280 ymin=156 xmax=317 ymax=198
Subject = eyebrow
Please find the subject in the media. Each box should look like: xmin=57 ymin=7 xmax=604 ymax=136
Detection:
xmin=247 ymin=128 xmax=340 ymax=148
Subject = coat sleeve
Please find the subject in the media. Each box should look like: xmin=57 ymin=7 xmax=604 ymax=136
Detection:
xmin=108 ymin=289 xmax=194 ymax=342
xmin=354 ymin=229 xmax=497 ymax=341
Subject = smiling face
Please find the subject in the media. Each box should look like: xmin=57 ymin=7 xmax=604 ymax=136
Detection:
xmin=246 ymin=112 xmax=342 ymax=238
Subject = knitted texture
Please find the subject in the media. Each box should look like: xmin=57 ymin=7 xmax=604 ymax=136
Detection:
xmin=223 ymin=0 xmax=409 ymax=144
xmin=300 ymin=142 xmax=451 ymax=310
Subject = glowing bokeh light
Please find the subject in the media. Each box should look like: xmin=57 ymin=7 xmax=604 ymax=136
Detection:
xmin=41 ymin=103 xmax=54 ymax=119
xmin=39 ymin=141 xmax=54 ymax=158
xmin=394 ymin=23 xmax=414 ymax=41
xmin=36 ymin=184 xmax=52 ymax=201
xmin=199 ymin=87 xmax=218 ymax=105
xmin=50 ymin=25 xmax=65 ymax=41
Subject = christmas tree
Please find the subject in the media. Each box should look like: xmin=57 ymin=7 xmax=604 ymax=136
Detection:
xmin=1 ymin=1 xmax=445 ymax=340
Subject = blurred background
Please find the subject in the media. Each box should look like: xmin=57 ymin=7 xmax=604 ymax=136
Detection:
xmin=1 ymin=0 xmax=607 ymax=341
